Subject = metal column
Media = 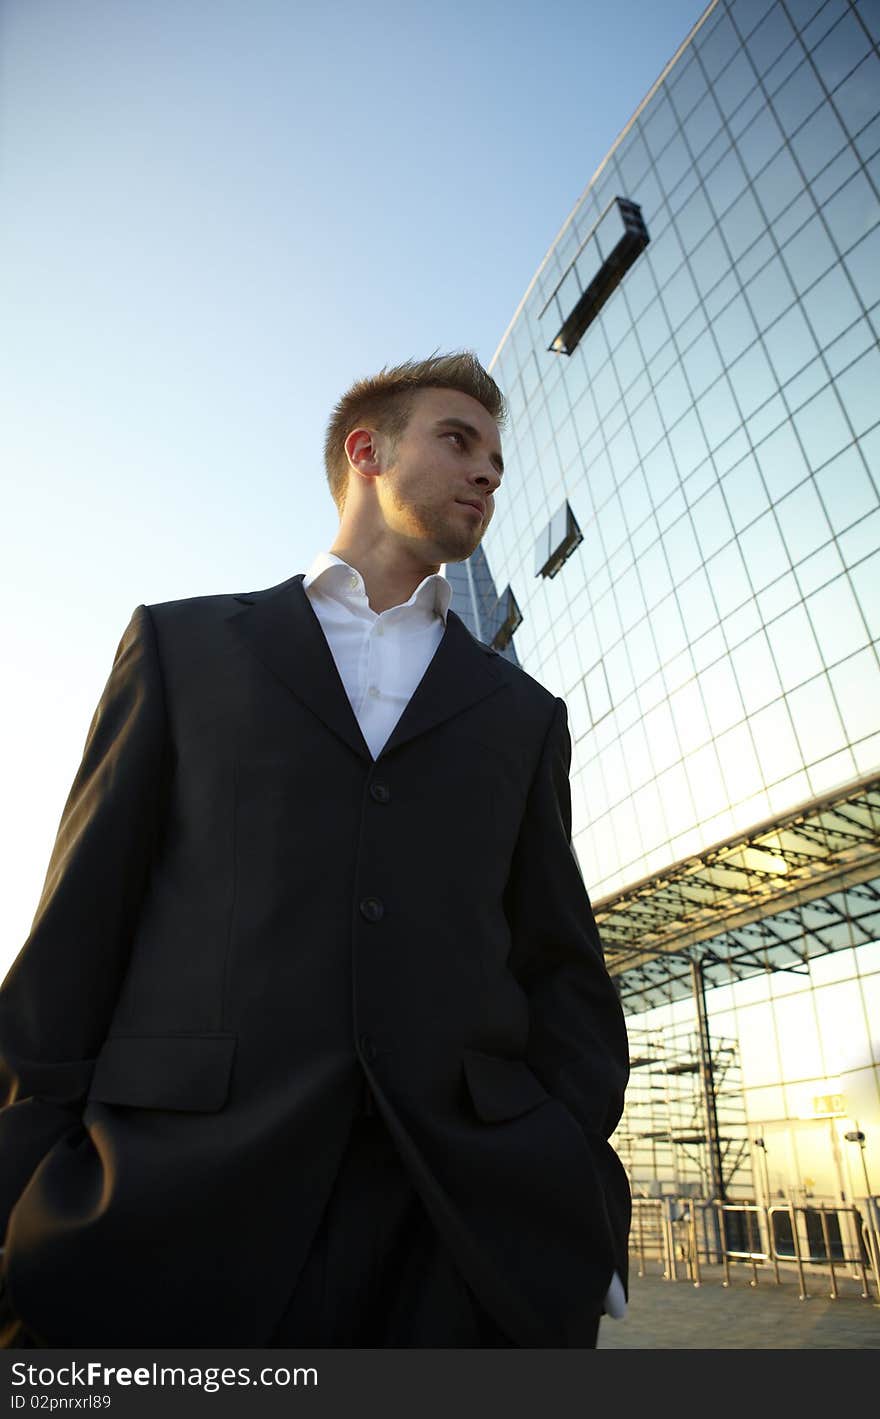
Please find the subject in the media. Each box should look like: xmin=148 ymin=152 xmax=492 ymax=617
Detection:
xmin=691 ymin=958 xmax=726 ymax=1202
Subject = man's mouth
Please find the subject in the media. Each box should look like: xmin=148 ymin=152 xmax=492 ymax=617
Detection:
xmin=456 ymin=500 xmax=483 ymax=518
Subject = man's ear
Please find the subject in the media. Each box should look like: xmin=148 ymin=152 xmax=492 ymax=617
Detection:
xmin=344 ymin=428 xmax=382 ymax=479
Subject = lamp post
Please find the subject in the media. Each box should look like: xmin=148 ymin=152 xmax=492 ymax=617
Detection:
xmin=844 ymin=1127 xmax=880 ymax=1303
xmin=843 ymin=1129 xmax=874 ymax=1200
xmin=754 ymin=1136 xmax=771 ymax=1206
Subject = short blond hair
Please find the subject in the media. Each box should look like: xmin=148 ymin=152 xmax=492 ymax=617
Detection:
xmin=323 ymin=351 xmax=507 ymax=513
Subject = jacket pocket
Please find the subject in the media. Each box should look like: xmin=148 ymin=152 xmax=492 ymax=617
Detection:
xmin=461 ymin=1048 xmax=549 ymax=1122
xmin=87 ymin=1033 xmax=237 ymax=1113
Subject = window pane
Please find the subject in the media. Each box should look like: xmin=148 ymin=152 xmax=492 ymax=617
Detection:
xmin=806 ymin=575 xmax=870 ymax=664
xmin=692 ymin=483 xmax=735 ymax=560
xmin=715 ymin=47 xmax=758 ymax=119
xmin=683 ymin=89 xmax=724 ymax=157
xmin=763 ymin=304 xmax=818 ymax=385
xmin=823 ymin=168 xmax=880 ymax=259
xmin=661 ymin=260 xmax=701 ymax=327
xmin=698 ymin=11 xmax=739 ymax=80
xmin=739 ymin=512 xmax=791 ymax=590
xmin=705 ymin=146 xmax=749 ymax=218
xmin=697 ymin=377 xmax=742 ymax=450
xmin=793 ymin=386 xmax=856 ymax=470
xmin=728 ymin=341 xmax=778 ymax=418
xmin=751 ymin=699 xmax=804 ymax=781
xmin=690 ymin=226 xmax=732 ymax=297
xmin=730 ymin=629 xmax=783 ymax=713
xmin=787 ymin=673 xmax=846 ymax=763
xmin=775 ymin=478 xmax=833 ymax=563
xmin=745 ymin=5 xmax=797 ymax=77
xmin=839 ymin=216 xmax=879 ymax=307
xmin=707 ymin=538 xmax=753 ymax=616
xmin=662 ymin=511 xmax=702 ymax=580
xmin=767 ymin=603 xmax=825 ymax=690
xmin=641 ymin=94 xmax=678 ymax=159
xmin=721 ymin=454 xmax=772 ymax=533
xmin=828 ymin=647 xmax=880 ymax=744
xmin=835 ymin=346 xmax=880 ymax=437
xmin=744 ymin=254 xmax=797 ymax=330
xmin=755 ymin=420 xmax=810 ymax=502
xmin=791 ymin=100 xmax=850 ymax=181
xmin=736 ymin=105 xmax=786 ymax=179
xmin=803 ymin=264 xmax=863 ymax=348
xmin=781 ymin=214 xmax=838 ymax=295
xmin=674 ymin=185 xmax=715 ymax=254
xmin=677 ymin=566 xmax=717 ymax=643
xmin=720 ymin=187 xmax=765 ymax=259
xmin=772 ymin=59 xmax=825 ymax=136
xmin=811 ymin=442 xmax=874 ymax=533
xmin=668 ymin=55 xmax=707 ymax=121
xmin=832 ymin=51 xmax=880 ymax=142
xmin=811 ymin=11 xmax=871 ymax=93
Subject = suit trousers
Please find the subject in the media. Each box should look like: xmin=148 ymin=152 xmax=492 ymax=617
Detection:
xmin=268 ymin=1091 xmax=521 ymax=1347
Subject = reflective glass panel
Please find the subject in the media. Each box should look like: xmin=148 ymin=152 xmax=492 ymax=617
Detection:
xmin=752 ymin=144 xmax=806 ymax=221
xmin=806 ymin=574 xmax=870 ymax=664
xmin=822 ymin=168 xmax=880 ymax=257
xmin=738 ymin=511 xmax=792 ymax=589
xmin=763 ymin=304 xmax=819 ymax=384
xmin=772 ymin=58 xmax=825 ymax=135
xmin=792 ymin=385 xmax=856 ymax=469
xmin=754 ymin=420 xmax=809 ymax=502
xmin=802 ymin=264 xmax=863 ymax=348
xmin=712 ymin=294 xmax=760 ymax=365
xmin=735 ymin=105 xmax=786 ymax=179
xmin=832 ymin=51 xmax=880 ymax=141
xmin=835 ymin=345 xmax=880 ymax=437
xmin=775 ymin=478 xmax=833 ymax=563
xmin=767 ymin=603 xmax=825 ymax=690
xmin=787 ymin=674 xmax=846 ymax=762
xmin=696 ymin=376 xmax=742 ymax=449
xmin=706 ymin=538 xmax=753 ymax=616
xmin=811 ymin=11 xmax=871 ymax=92
xmin=730 ymin=629 xmax=783 ymax=713
xmin=790 ymin=102 xmax=849 ymax=180
xmin=829 ymin=646 xmax=880 ymax=744
xmin=745 ymin=4 xmax=798 ymax=75
xmin=728 ymin=341 xmax=778 ymax=418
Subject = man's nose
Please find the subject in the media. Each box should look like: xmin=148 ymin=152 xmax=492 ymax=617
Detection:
xmin=470 ymin=462 xmax=501 ymax=495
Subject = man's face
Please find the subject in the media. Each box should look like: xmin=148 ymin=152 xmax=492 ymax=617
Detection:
xmin=372 ymin=387 xmax=504 ymax=564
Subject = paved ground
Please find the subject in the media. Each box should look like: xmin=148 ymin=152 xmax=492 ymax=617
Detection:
xmin=597 ymin=1262 xmax=880 ymax=1348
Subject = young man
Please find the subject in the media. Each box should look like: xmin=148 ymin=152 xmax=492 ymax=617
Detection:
xmin=0 ymin=352 xmax=629 ymax=1348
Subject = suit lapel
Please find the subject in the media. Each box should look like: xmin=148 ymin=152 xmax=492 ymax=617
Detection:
xmin=226 ymin=573 xmax=506 ymax=762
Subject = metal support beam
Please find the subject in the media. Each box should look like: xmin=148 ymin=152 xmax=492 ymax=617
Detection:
xmin=691 ymin=959 xmax=725 ymax=1202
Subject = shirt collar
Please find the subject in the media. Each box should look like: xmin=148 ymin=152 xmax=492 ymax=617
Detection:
xmin=303 ymin=551 xmax=452 ymax=625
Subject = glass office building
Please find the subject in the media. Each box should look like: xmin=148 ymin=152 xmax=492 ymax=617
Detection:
xmin=456 ymin=0 xmax=880 ymax=1206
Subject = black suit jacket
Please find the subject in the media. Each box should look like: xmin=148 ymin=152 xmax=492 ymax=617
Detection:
xmin=0 ymin=572 xmax=630 ymax=1347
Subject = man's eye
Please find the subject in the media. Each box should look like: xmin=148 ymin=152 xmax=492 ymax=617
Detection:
xmin=446 ymin=431 xmax=465 ymax=448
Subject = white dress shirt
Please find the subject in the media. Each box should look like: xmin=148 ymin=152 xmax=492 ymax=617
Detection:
xmin=302 ymin=551 xmax=626 ymax=1321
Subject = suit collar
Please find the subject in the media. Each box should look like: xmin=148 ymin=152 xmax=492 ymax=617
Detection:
xmin=226 ymin=573 xmax=504 ymax=763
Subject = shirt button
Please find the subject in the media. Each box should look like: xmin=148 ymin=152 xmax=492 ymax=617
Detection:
xmin=375 ymin=624 xmax=384 ymax=636
xmin=370 ymin=782 xmax=391 ymax=804
xmin=368 ymin=685 xmax=380 ymax=698
xmin=360 ymin=1034 xmax=378 ymax=1063
xmin=360 ymin=897 xmax=384 ymax=922
xmin=349 ymin=575 xmax=358 ymax=589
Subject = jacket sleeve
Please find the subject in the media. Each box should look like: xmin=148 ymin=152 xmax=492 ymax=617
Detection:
xmin=0 ymin=604 xmax=169 ymax=1238
xmin=504 ymin=695 xmax=631 ymax=1291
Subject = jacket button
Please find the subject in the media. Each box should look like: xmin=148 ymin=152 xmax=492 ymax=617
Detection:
xmin=360 ymin=1034 xmax=378 ymax=1062
xmin=370 ymin=782 xmax=391 ymax=803
xmin=360 ymin=897 xmax=384 ymax=922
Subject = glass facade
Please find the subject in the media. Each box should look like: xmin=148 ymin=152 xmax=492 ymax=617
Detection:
xmin=464 ymin=0 xmax=880 ymax=1203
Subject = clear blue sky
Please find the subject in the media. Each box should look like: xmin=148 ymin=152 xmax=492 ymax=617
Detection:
xmin=1 ymin=0 xmax=704 ymax=976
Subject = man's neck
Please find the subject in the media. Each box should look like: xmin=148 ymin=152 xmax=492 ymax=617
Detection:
xmin=327 ymin=544 xmax=441 ymax=616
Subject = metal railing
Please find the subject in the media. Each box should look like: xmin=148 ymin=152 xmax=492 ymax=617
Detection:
xmin=630 ymin=1195 xmax=880 ymax=1301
